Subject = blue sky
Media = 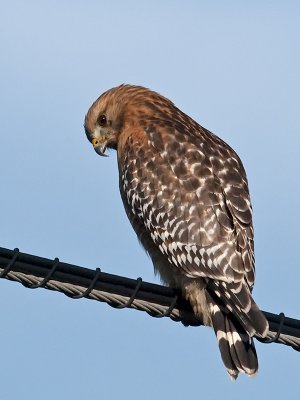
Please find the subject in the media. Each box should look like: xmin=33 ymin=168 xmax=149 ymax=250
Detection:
xmin=0 ymin=1 xmax=299 ymax=398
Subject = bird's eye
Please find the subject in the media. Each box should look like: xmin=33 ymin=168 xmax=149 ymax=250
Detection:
xmin=98 ymin=114 xmax=107 ymax=126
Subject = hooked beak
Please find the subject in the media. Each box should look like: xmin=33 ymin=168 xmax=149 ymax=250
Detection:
xmin=92 ymin=138 xmax=109 ymax=157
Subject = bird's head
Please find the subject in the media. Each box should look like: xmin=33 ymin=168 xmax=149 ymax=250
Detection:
xmin=84 ymin=86 xmax=128 ymax=157
xmin=84 ymin=84 xmax=177 ymax=157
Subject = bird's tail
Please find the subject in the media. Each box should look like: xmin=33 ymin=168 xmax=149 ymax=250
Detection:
xmin=206 ymin=287 xmax=268 ymax=379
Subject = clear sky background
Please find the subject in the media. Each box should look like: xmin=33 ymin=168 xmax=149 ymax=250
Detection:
xmin=0 ymin=1 xmax=299 ymax=399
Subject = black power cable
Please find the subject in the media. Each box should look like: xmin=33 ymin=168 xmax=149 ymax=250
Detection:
xmin=0 ymin=247 xmax=299 ymax=351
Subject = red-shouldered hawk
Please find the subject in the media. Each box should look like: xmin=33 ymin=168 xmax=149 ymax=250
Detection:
xmin=84 ymin=84 xmax=269 ymax=379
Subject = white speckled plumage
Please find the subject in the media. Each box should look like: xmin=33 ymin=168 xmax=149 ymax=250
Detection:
xmin=84 ymin=84 xmax=269 ymax=379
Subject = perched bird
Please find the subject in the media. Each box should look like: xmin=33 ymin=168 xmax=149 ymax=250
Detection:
xmin=84 ymin=84 xmax=268 ymax=379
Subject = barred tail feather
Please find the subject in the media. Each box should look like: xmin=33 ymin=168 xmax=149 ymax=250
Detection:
xmin=209 ymin=280 xmax=269 ymax=338
xmin=207 ymin=292 xmax=259 ymax=379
